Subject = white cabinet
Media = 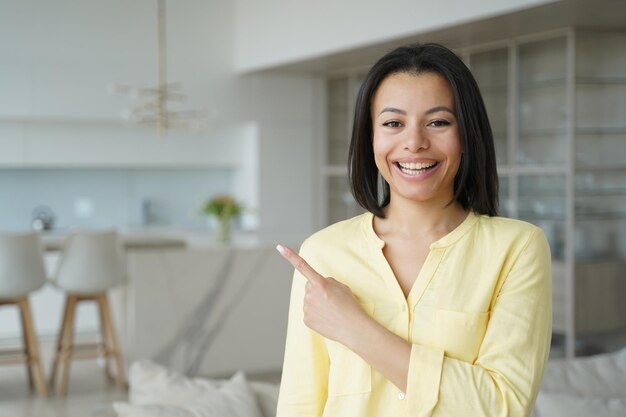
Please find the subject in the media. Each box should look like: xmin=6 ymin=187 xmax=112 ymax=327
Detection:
xmin=0 ymin=121 xmax=252 ymax=168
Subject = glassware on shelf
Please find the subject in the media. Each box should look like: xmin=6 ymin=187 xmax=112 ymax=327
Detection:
xmin=518 ymin=37 xmax=568 ymax=166
xmin=327 ymin=78 xmax=350 ymax=166
xmin=518 ymin=175 xmax=566 ymax=258
xmin=471 ymin=48 xmax=509 ymax=166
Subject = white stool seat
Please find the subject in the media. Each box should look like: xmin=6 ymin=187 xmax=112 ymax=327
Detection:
xmin=0 ymin=231 xmax=48 ymax=398
xmin=52 ymin=230 xmax=126 ymax=294
xmin=0 ymin=232 xmax=47 ymax=298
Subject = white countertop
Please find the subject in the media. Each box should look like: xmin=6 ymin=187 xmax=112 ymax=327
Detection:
xmin=39 ymin=226 xmax=305 ymax=251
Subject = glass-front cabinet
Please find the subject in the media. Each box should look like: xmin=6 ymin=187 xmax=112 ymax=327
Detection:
xmin=324 ymin=73 xmax=366 ymax=225
xmin=324 ymin=29 xmax=626 ymax=358
xmin=469 ymin=30 xmax=626 ymax=358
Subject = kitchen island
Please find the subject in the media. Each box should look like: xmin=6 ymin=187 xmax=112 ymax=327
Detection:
xmin=41 ymin=232 xmax=187 ymax=252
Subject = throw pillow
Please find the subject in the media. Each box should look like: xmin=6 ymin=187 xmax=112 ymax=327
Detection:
xmin=535 ymin=392 xmax=626 ymax=417
xmin=113 ymin=361 xmax=263 ymax=417
xmin=541 ymin=346 xmax=626 ymax=399
xmin=127 ymin=359 xmax=221 ymax=406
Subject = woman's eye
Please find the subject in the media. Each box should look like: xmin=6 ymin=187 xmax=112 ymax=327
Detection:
xmin=383 ymin=121 xmax=402 ymax=128
xmin=428 ymin=120 xmax=450 ymax=127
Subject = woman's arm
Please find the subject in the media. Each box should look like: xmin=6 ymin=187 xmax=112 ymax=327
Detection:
xmin=278 ymin=229 xmax=552 ymax=416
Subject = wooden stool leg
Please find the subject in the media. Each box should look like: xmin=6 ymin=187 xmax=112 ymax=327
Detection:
xmin=18 ymin=298 xmax=48 ymax=398
xmin=98 ymin=294 xmax=125 ymax=389
xmin=97 ymin=295 xmax=113 ymax=382
xmin=18 ymin=300 xmax=34 ymax=390
xmin=49 ymin=293 xmax=73 ymax=390
xmin=56 ymin=295 xmax=78 ymax=396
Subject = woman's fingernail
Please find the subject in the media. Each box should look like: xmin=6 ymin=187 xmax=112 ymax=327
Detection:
xmin=276 ymin=244 xmax=285 ymax=254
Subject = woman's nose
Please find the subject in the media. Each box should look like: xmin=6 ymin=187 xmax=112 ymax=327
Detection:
xmin=404 ymin=126 xmax=429 ymax=152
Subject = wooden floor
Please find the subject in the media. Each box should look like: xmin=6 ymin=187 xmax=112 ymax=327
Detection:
xmin=0 ymin=336 xmax=126 ymax=417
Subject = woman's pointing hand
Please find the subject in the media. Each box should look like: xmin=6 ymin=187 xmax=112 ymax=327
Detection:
xmin=276 ymin=244 xmax=369 ymax=346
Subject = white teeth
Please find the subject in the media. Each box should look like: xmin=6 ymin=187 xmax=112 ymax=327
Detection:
xmin=398 ymin=161 xmax=436 ymax=170
xmin=397 ymin=161 xmax=437 ymax=176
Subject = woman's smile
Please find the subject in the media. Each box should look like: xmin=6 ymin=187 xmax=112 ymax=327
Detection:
xmin=394 ymin=160 xmax=439 ymax=179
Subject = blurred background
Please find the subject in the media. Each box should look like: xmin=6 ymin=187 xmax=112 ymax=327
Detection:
xmin=1 ymin=0 xmax=625 ymax=414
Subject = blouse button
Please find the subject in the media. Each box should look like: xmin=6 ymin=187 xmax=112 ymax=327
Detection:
xmin=401 ymin=305 xmax=406 ymax=312
xmin=398 ymin=392 xmax=406 ymax=400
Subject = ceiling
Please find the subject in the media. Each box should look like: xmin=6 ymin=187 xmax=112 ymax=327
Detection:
xmin=260 ymin=0 xmax=626 ymax=75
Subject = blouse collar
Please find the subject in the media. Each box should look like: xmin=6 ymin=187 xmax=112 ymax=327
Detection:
xmin=362 ymin=210 xmax=479 ymax=250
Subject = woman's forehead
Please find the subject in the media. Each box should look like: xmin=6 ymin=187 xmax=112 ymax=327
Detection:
xmin=372 ymin=72 xmax=455 ymax=113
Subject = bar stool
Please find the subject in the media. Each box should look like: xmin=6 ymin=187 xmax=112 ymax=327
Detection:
xmin=0 ymin=232 xmax=48 ymax=398
xmin=49 ymin=230 xmax=126 ymax=395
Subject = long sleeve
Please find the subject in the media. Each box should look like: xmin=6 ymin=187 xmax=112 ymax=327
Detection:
xmin=405 ymin=229 xmax=552 ymax=417
xmin=276 ymin=242 xmax=329 ymax=417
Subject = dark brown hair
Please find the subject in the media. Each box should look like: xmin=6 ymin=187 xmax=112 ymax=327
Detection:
xmin=348 ymin=43 xmax=498 ymax=217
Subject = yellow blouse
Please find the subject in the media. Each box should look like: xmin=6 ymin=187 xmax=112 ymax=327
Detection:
xmin=276 ymin=211 xmax=552 ymax=417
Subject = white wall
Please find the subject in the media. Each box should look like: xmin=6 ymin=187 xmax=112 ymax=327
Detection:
xmin=234 ymin=0 xmax=557 ymax=72
xmin=0 ymin=0 xmax=322 ymax=239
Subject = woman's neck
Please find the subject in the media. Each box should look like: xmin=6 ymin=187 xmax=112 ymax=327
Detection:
xmin=377 ymin=196 xmax=468 ymax=240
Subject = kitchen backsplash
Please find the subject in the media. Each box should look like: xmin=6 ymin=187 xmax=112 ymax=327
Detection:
xmin=0 ymin=168 xmax=233 ymax=231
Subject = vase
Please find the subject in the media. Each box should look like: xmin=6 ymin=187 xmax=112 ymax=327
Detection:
xmin=216 ymin=217 xmax=231 ymax=244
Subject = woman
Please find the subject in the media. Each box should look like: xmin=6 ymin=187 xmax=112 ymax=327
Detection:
xmin=276 ymin=43 xmax=551 ymax=417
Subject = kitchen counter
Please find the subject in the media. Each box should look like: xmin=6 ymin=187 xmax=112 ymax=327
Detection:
xmin=41 ymin=231 xmax=187 ymax=252
xmin=38 ymin=226 xmax=298 ymax=252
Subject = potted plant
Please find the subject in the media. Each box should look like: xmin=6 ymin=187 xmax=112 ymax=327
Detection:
xmin=202 ymin=194 xmax=243 ymax=244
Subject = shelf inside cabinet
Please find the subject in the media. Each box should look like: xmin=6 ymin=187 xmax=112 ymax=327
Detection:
xmin=575 ymin=212 xmax=626 ymax=220
xmin=576 ymin=127 xmax=626 ymax=135
xmin=518 ymin=189 xmax=566 ymax=196
xmin=576 ymin=165 xmax=626 ymax=173
xmin=576 ymin=76 xmax=626 ymax=85
xmin=519 ymin=128 xmax=567 ymax=138
xmin=519 ymin=213 xmax=566 ymax=221
xmin=519 ymin=77 xmax=566 ymax=90
xmin=575 ymin=188 xmax=626 ymax=196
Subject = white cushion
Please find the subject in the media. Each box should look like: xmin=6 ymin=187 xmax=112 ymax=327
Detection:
xmin=535 ymin=392 xmax=626 ymax=417
xmin=541 ymin=347 xmax=626 ymax=399
xmin=534 ymin=347 xmax=626 ymax=417
xmin=113 ymin=360 xmax=263 ymax=417
xmin=114 ymin=404 xmax=193 ymax=417
xmin=126 ymin=359 xmax=220 ymax=406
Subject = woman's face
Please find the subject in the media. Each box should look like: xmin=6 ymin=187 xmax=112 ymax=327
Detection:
xmin=371 ymin=71 xmax=463 ymax=206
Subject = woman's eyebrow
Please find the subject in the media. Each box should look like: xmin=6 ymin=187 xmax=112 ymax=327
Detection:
xmin=378 ymin=107 xmax=406 ymax=116
xmin=425 ymin=105 xmax=455 ymax=115
xmin=378 ymin=105 xmax=455 ymax=116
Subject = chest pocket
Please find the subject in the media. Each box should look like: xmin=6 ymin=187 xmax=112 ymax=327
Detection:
xmin=325 ymin=304 xmax=374 ymax=397
xmin=413 ymin=306 xmax=489 ymax=364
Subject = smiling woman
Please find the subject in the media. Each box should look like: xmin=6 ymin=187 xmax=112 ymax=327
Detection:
xmin=276 ymin=43 xmax=551 ymax=417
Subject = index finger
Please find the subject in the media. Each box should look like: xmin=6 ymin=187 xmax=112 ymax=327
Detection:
xmin=276 ymin=244 xmax=325 ymax=285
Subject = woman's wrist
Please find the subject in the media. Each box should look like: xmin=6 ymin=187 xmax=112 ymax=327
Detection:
xmin=343 ymin=308 xmax=382 ymax=352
